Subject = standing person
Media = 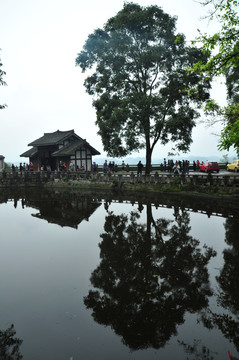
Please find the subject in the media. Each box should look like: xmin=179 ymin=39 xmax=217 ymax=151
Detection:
xmin=121 ymin=160 xmax=125 ymax=171
xmin=59 ymin=161 xmax=63 ymax=171
xmin=163 ymin=158 xmax=167 ymax=172
xmin=173 ymin=161 xmax=178 ymax=174
xmin=193 ymin=160 xmax=196 ymax=171
xmin=169 ymin=160 xmax=174 ymax=173
xmin=103 ymin=160 xmax=108 ymax=175
xmin=178 ymin=160 xmax=182 ymax=172
xmin=185 ymin=160 xmax=189 ymax=174
xmin=137 ymin=160 xmax=143 ymax=176
xmin=69 ymin=161 xmax=75 ymax=171
xmin=108 ymin=161 xmax=113 ymax=173
xmin=182 ymin=160 xmax=185 ymax=173
xmin=196 ymin=160 xmax=200 ymax=170
xmin=112 ymin=161 xmax=115 ymax=173
xmin=92 ymin=161 xmax=97 ymax=173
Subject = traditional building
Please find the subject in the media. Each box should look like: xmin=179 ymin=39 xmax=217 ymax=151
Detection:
xmin=20 ymin=129 xmax=100 ymax=171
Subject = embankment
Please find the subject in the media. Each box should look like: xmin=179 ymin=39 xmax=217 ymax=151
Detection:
xmin=1 ymin=170 xmax=239 ymax=196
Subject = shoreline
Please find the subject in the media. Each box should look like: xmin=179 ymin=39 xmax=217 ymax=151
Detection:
xmin=1 ymin=170 xmax=239 ymax=198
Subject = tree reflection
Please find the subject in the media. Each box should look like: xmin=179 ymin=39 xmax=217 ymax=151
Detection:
xmin=202 ymin=217 xmax=239 ymax=352
xmin=84 ymin=205 xmax=216 ymax=350
xmin=0 ymin=324 xmax=23 ymax=360
xmin=220 ymin=218 xmax=239 ymax=313
xmin=177 ymin=339 xmax=218 ymax=360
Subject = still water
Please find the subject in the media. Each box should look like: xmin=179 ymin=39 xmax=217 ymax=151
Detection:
xmin=0 ymin=188 xmax=239 ymax=360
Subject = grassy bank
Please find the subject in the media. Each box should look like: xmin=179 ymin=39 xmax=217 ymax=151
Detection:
xmin=42 ymin=178 xmax=239 ymax=197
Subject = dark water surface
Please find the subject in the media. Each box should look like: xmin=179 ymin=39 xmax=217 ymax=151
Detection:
xmin=0 ymin=188 xmax=239 ymax=360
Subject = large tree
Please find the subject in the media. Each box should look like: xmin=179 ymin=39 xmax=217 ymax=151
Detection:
xmin=76 ymin=3 xmax=211 ymax=174
xmin=0 ymin=50 xmax=7 ymax=110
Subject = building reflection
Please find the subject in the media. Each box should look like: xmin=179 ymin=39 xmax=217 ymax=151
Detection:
xmin=30 ymin=197 xmax=101 ymax=229
xmin=0 ymin=188 xmax=101 ymax=229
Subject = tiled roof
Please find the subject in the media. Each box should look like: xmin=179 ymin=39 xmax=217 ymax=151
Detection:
xmin=21 ymin=130 xmax=100 ymax=158
xmin=28 ymin=130 xmax=80 ymax=146
xmin=52 ymin=139 xmax=100 ymax=156
xmin=20 ymin=147 xmax=38 ymax=157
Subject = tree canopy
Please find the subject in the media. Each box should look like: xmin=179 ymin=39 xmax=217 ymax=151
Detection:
xmin=0 ymin=50 xmax=7 ymax=110
xmin=193 ymin=0 xmax=239 ymax=155
xmin=194 ymin=0 xmax=239 ymax=76
xmin=76 ymin=3 xmax=211 ymax=173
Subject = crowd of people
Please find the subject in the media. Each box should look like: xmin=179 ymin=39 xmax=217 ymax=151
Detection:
xmin=10 ymin=158 xmax=202 ymax=174
xmin=98 ymin=158 xmax=202 ymax=176
xmin=161 ymin=159 xmax=201 ymax=174
xmin=11 ymin=162 xmax=34 ymax=172
xmin=99 ymin=159 xmax=144 ymax=176
xmin=96 ymin=160 xmax=130 ymax=175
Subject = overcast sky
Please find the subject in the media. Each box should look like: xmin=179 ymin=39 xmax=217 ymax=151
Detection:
xmin=0 ymin=0 xmax=236 ymax=163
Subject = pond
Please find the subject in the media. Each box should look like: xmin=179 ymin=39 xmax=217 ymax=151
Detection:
xmin=0 ymin=188 xmax=239 ymax=360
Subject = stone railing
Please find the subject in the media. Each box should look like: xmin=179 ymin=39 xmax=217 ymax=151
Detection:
xmin=1 ymin=170 xmax=239 ymax=189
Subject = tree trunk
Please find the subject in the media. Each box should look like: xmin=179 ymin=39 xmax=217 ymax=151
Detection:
xmin=145 ymin=142 xmax=152 ymax=175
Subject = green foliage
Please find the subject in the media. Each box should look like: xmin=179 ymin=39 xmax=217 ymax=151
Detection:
xmin=226 ymin=53 xmax=239 ymax=104
xmin=76 ymin=3 xmax=211 ymax=174
xmin=0 ymin=49 xmax=7 ymax=110
xmin=192 ymin=1 xmax=239 ymax=154
xmin=218 ymin=118 xmax=239 ymax=154
xmin=193 ymin=0 xmax=239 ymax=76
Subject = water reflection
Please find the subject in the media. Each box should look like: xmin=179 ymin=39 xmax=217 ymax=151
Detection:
xmin=177 ymin=339 xmax=218 ymax=360
xmin=1 ymin=188 xmax=239 ymax=359
xmin=201 ymin=216 xmax=239 ymax=352
xmin=0 ymin=324 xmax=23 ymax=360
xmin=0 ymin=188 xmax=101 ymax=229
xmin=84 ymin=205 xmax=216 ymax=350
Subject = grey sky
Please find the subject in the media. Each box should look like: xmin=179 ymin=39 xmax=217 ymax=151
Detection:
xmin=0 ymin=0 xmax=235 ymax=163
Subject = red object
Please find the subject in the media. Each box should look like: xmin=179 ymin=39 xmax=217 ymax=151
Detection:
xmin=200 ymin=161 xmax=220 ymax=173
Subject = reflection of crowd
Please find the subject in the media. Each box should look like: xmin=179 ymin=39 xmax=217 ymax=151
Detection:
xmin=104 ymin=201 xmax=110 ymax=212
